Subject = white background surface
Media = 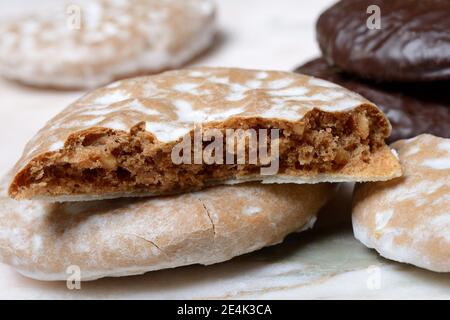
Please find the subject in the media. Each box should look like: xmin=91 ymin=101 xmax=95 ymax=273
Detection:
xmin=0 ymin=0 xmax=449 ymax=299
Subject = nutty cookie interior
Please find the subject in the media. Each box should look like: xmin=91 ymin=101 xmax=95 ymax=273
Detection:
xmin=9 ymin=105 xmax=393 ymax=200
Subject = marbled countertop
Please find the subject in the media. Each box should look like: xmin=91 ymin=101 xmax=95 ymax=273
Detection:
xmin=0 ymin=0 xmax=448 ymax=299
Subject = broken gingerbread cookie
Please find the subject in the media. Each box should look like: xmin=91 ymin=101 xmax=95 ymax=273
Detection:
xmin=9 ymin=67 xmax=401 ymax=201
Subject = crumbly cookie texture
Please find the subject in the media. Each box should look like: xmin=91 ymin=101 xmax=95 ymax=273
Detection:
xmin=0 ymin=0 xmax=215 ymax=89
xmin=353 ymin=134 xmax=450 ymax=272
xmin=9 ymin=67 xmax=401 ymax=201
xmin=0 ymin=175 xmax=335 ymax=281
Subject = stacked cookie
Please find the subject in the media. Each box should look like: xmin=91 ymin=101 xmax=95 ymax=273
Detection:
xmin=0 ymin=67 xmax=403 ymax=280
xmin=295 ymin=0 xmax=450 ymax=142
xmin=294 ymin=0 xmax=450 ymax=272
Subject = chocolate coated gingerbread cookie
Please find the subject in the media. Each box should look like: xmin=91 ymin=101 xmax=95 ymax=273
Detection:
xmin=317 ymin=0 xmax=450 ymax=82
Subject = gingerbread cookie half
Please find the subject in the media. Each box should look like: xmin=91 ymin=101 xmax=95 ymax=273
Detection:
xmin=353 ymin=135 xmax=450 ymax=272
xmin=9 ymin=67 xmax=401 ymax=201
xmin=0 ymin=0 xmax=215 ymax=89
xmin=0 ymin=175 xmax=335 ymax=281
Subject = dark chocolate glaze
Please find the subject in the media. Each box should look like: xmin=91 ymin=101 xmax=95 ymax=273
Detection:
xmin=317 ymin=0 xmax=450 ymax=82
xmin=295 ymin=58 xmax=450 ymax=142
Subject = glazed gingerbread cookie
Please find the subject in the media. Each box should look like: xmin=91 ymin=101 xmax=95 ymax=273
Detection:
xmin=9 ymin=67 xmax=401 ymax=201
xmin=0 ymin=0 xmax=215 ymax=89
xmin=0 ymin=176 xmax=335 ymax=281
xmin=353 ymin=134 xmax=450 ymax=272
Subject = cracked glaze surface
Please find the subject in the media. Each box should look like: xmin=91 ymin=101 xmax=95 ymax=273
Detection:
xmin=0 ymin=175 xmax=334 ymax=280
